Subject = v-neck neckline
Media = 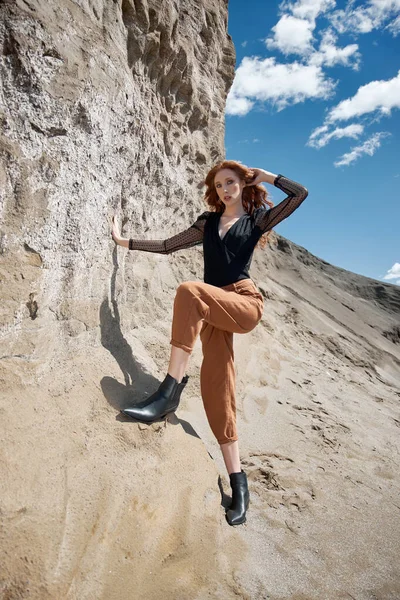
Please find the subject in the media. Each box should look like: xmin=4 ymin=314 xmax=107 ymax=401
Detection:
xmin=216 ymin=212 xmax=247 ymax=243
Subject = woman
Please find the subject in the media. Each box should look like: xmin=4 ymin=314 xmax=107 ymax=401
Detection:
xmin=111 ymin=161 xmax=308 ymax=526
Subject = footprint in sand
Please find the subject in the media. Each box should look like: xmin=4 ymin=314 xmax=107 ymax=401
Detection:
xmin=290 ymin=403 xmax=351 ymax=451
xmin=241 ymin=452 xmax=315 ymax=512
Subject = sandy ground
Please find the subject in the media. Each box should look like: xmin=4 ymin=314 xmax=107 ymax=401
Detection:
xmin=1 ymin=242 xmax=400 ymax=599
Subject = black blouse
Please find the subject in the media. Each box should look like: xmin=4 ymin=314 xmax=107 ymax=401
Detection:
xmin=129 ymin=174 xmax=308 ymax=287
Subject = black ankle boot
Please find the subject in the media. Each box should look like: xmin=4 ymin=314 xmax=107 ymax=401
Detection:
xmin=226 ymin=470 xmax=250 ymax=526
xmin=122 ymin=374 xmax=189 ymax=422
xmin=173 ymin=374 xmax=189 ymax=408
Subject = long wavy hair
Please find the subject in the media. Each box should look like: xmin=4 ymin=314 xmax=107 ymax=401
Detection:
xmin=202 ymin=160 xmax=274 ymax=249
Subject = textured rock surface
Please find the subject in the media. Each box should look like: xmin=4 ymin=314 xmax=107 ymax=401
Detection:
xmin=0 ymin=1 xmax=242 ymax=598
xmin=0 ymin=0 xmax=234 ymax=382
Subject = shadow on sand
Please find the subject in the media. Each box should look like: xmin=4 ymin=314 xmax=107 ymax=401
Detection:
xmin=99 ymin=246 xmax=202 ymax=441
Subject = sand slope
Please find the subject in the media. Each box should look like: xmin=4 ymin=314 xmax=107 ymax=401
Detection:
xmin=1 ymin=234 xmax=400 ymax=599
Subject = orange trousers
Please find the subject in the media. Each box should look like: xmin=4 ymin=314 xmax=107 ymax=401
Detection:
xmin=170 ymin=278 xmax=264 ymax=444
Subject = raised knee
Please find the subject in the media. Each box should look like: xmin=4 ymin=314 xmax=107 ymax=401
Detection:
xmin=176 ymin=281 xmax=199 ymax=296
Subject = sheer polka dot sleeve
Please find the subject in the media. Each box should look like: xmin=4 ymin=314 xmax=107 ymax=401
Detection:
xmin=128 ymin=211 xmax=210 ymax=254
xmin=254 ymin=175 xmax=308 ymax=234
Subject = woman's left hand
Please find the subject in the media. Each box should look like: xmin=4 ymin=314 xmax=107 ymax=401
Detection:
xmin=244 ymin=168 xmax=267 ymax=187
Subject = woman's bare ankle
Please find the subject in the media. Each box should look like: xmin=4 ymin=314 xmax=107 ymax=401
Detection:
xmin=167 ymin=371 xmax=185 ymax=384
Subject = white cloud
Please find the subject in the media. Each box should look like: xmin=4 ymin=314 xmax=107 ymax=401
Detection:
xmin=307 ymin=71 xmax=400 ymax=150
xmin=333 ymin=132 xmax=391 ymax=167
xmin=386 ymin=12 xmax=400 ymax=34
xmin=265 ymin=2 xmax=362 ymax=71
xmin=308 ymin=123 xmax=364 ymax=148
xmin=265 ymin=14 xmax=315 ymax=55
xmin=241 ymin=41 xmax=248 ymax=47
xmin=308 ymin=28 xmax=361 ymax=69
xmin=226 ymin=56 xmax=336 ymax=116
xmin=265 ymin=1 xmax=336 ymax=56
xmin=326 ymin=70 xmax=400 ymax=123
xmin=226 ymin=94 xmax=254 ymax=116
xmin=383 ymin=262 xmax=400 ymax=281
xmin=328 ymin=0 xmax=400 ymax=36
xmin=309 ymin=124 xmax=329 ymax=138
xmin=279 ymin=0 xmax=336 ymax=21
xmin=248 ymin=0 xmax=400 ymax=168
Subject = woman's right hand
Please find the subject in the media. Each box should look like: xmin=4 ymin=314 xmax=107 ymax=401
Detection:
xmin=111 ymin=215 xmax=122 ymax=245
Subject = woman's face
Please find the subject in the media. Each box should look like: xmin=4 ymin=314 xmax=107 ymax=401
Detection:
xmin=214 ymin=168 xmax=245 ymax=211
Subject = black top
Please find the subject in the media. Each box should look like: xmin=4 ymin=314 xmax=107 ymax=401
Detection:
xmin=129 ymin=174 xmax=308 ymax=287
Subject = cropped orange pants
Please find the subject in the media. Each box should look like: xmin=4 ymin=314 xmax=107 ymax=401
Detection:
xmin=170 ymin=278 xmax=264 ymax=445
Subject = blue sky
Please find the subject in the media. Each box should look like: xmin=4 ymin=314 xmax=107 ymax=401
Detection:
xmin=225 ymin=0 xmax=400 ymax=285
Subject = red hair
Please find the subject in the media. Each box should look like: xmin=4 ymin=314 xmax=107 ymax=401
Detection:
xmin=202 ymin=160 xmax=274 ymax=249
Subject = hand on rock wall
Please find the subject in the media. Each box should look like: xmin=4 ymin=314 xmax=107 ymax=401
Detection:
xmin=111 ymin=216 xmax=122 ymax=245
